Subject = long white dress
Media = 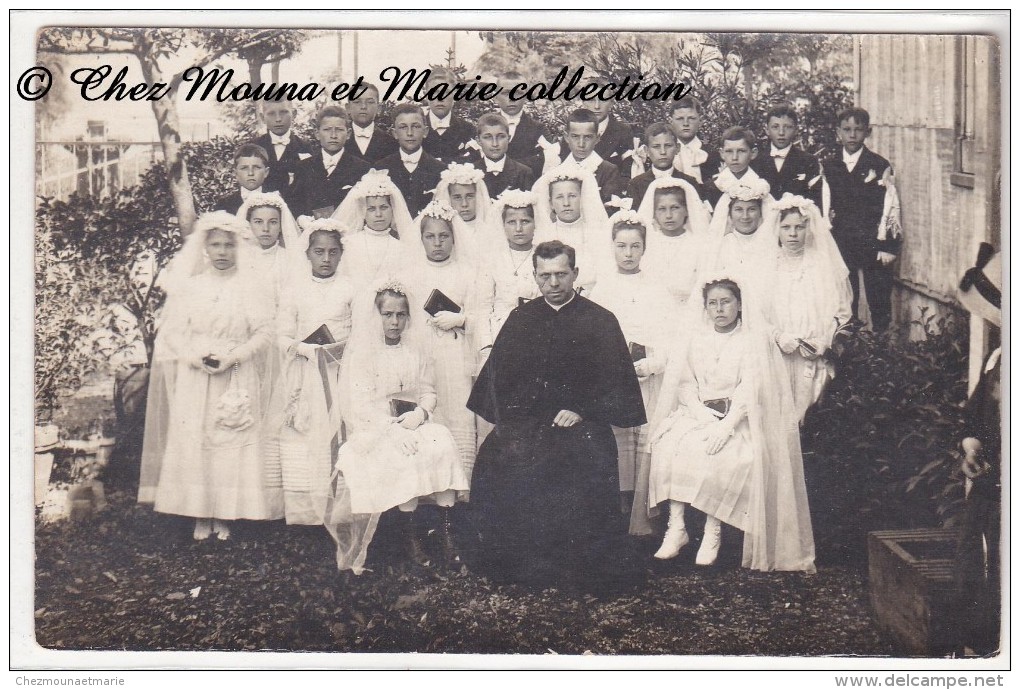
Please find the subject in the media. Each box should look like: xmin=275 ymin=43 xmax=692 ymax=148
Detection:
xmin=643 ymin=231 xmax=702 ymax=308
xmin=648 ymin=324 xmax=753 ymax=532
xmin=275 ymin=273 xmax=355 ymax=524
xmin=148 ymin=267 xmax=284 ymax=520
xmin=338 ymin=226 xmax=409 ymax=288
xmin=588 ymin=270 xmax=676 ymax=495
xmin=411 ymin=256 xmax=480 ymax=483
xmin=476 ymin=243 xmax=541 ymax=352
xmin=770 ymin=250 xmax=853 ymax=421
xmin=336 ymin=342 xmax=469 ymax=514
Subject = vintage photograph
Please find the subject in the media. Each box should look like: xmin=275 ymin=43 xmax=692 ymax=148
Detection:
xmin=18 ymin=11 xmax=1006 ymax=667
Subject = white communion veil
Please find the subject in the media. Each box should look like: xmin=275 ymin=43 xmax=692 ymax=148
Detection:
xmin=432 ymin=162 xmax=499 ymax=251
xmin=644 ymin=268 xmax=817 ymax=573
xmin=321 ymin=280 xmax=430 ymax=573
xmin=138 ymin=211 xmax=276 ymax=504
xmin=330 ymin=169 xmax=415 ymax=238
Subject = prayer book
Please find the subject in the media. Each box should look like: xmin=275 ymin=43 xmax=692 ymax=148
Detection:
xmin=423 ymin=289 xmax=462 ymax=317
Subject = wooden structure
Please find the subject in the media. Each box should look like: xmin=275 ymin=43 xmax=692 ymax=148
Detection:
xmin=868 ymin=528 xmax=962 ymax=656
xmin=854 ymin=34 xmax=1001 ymax=387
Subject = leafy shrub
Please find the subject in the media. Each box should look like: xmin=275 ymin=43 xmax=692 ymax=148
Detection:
xmin=802 ymin=309 xmax=970 ymax=565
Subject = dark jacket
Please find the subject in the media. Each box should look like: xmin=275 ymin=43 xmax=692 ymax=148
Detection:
xmin=213 ymin=190 xmax=245 ymax=215
xmin=821 ymin=146 xmax=899 ymax=257
xmin=349 ymin=124 xmax=400 ymax=166
xmin=375 ymin=149 xmax=446 ymax=217
xmin=287 ymin=148 xmax=371 ymax=218
xmin=751 ymin=143 xmax=824 ymax=208
xmin=467 ymin=153 xmax=537 ymax=199
xmin=505 ymin=111 xmax=547 ymax=179
xmin=422 ymin=114 xmax=475 ymax=165
xmin=253 ymin=131 xmax=314 ymax=193
xmin=627 ymin=169 xmax=702 ymax=211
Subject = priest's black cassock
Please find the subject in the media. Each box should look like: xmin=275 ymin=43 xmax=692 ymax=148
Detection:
xmin=464 ymin=293 xmax=647 ymax=591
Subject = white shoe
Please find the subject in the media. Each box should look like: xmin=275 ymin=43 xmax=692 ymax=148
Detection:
xmin=212 ymin=519 xmax=231 ymax=541
xmin=696 ymin=521 xmax=722 ymax=566
xmin=193 ymin=518 xmax=212 ymax=541
xmin=654 ymin=526 xmax=690 ymax=560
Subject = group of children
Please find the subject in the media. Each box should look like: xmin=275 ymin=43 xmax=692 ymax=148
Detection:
xmin=140 ymin=70 xmax=901 ymax=571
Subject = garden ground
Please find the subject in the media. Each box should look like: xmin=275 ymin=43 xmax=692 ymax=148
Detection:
xmin=34 ymin=487 xmax=898 ymax=658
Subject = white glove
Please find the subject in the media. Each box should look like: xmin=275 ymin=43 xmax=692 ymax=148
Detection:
xmin=294 ymin=342 xmax=318 ymax=360
xmin=775 ymin=332 xmax=800 ymax=355
xmin=432 ymin=310 xmax=466 ymax=331
xmin=634 ymin=359 xmax=650 ymax=378
xmin=396 ymin=407 xmax=427 ymax=430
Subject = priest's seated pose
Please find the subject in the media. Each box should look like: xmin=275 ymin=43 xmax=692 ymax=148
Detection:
xmin=463 ymin=240 xmax=647 ymax=592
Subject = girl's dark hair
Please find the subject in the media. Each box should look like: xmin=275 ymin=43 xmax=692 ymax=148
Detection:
xmin=374 ymin=289 xmax=409 ymax=312
xmin=653 ymin=186 xmax=688 ymax=208
xmin=702 ymin=278 xmax=741 ymax=305
xmin=611 ymin=221 xmax=647 ymax=243
xmin=778 ymin=207 xmax=807 ymax=222
xmin=728 ymin=196 xmax=764 ymax=214
xmin=501 ymin=204 xmax=535 ymax=222
xmin=246 ymin=203 xmax=281 ymax=222
xmin=306 ymin=229 xmax=344 ymax=253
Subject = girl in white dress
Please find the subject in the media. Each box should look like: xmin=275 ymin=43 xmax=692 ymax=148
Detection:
xmin=403 ymin=200 xmax=479 ymax=492
xmin=433 ymin=162 xmax=498 ymax=254
xmin=636 ymin=177 xmax=712 ymax=308
xmin=531 ymin=164 xmax=610 ymax=294
xmin=700 ymin=178 xmax=777 ymax=290
xmin=274 ymin=220 xmax=355 ymax=524
xmin=234 ymin=191 xmax=301 ymax=313
xmin=139 ymin=211 xmax=284 ymax=540
xmin=587 ymin=211 xmax=679 ymax=533
xmin=647 ymin=275 xmax=815 ymax=572
xmin=327 ymin=282 xmax=469 ymax=572
xmin=763 ymin=195 xmax=853 ymax=423
xmin=330 ymin=170 xmax=412 ymax=289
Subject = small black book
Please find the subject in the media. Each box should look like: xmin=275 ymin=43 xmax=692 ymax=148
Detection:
xmin=423 ymin=289 xmax=462 ymax=317
xmin=303 ymin=324 xmax=335 ymax=346
xmin=390 ymin=399 xmax=417 ymax=417
xmin=629 ymin=342 xmax=647 ymax=362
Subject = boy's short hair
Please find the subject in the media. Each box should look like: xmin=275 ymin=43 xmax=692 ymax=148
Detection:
xmin=428 ymin=67 xmax=459 ymax=86
xmin=233 ymin=143 xmax=270 ymax=165
xmin=359 ymin=82 xmax=381 ymax=98
xmin=533 ymin=240 xmax=576 ymax=270
xmin=391 ymin=102 xmax=427 ymax=123
xmin=766 ymin=103 xmax=799 ymax=126
xmin=668 ymin=98 xmax=704 ymax=117
xmin=644 ymin=122 xmax=677 ymax=143
xmin=315 ymin=105 xmax=350 ymax=127
xmin=837 ymin=107 xmax=871 ymax=128
xmin=476 ymin=112 xmax=510 ymax=135
xmin=720 ymin=126 xmax=757 ymax=148
xmin=565 ymin=108 xmax=600 ymax=130
xmin=611 ymin=221 xmax=647 ymax=243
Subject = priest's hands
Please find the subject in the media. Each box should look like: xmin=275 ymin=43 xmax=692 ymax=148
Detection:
xmin=553 ymin=409 xmax=582 ymax=428
xmin=431 ymin=311 xmax=466 ymax=331
xmin=701 ymin=421 xmax=734 ymax=455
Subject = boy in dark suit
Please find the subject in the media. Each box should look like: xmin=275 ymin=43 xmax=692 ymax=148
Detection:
xmin=627 ymin=123 xmax=701 ymax=211
xmin=288 ymin=105 xmax=371 ymax=220
xmin=493 ymin=71 xmax=547 ymax=179
xmin=821 ymin=107 xmax=902 ymax=332
xmin=468 ymin=112 xmax=535 ymax=199
xmin=557 ymin=84 xmax=635 ymax=182
xmin=347 ymin=82 xmax=398 ymax=165
xmin=667 ymin=98 xmax=717 ymax=186
xmin=751 ymin=103 xmax=823 ymax=207
xmin=253 ymin=101 xmax=313 ymax=193
xmin=213 ymin=143 xmax=270 ymax=214
xmin=422 ymin=67 xmax=475 ymax=165
xmin=703 ymin=126 xmax=763 ymax=209
xmin=557 ymin=108 xmax=624 ymax=204
xmin=376 ymin=103 xmax=445 ymax=217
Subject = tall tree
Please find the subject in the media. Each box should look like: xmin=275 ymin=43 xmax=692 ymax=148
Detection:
xmin=38 ymin=28 xmax=307 ymax=237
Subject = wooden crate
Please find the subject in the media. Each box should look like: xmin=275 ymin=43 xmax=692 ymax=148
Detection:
xmin=868 ymin=528 xmax=961 ymax=656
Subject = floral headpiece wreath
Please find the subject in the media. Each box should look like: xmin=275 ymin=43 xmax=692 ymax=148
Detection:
xmin=608 ymin=209 xmax=649 ymax=230
xmin=374 ymin=278 xmax=408 ymax=296
xmin=420 ymin=199 xmax=458 ymax=223
xmin=727 ymin=179 xmax=771 ymax=202
xmin=439 ymin=162 xmax=486 ymax=187
xmin=242 ymin=191 xmax=288 ymax=211
xmin=547 ymin=170 xmax=585 ymax=184
xmin=352 ymin=169 xmax=399 ymax=199
xmin=701 ymin=271 xmax=741 ymax=291
xmin=496 ymin=188 xmax=538 ymax=208
xmin=772 ymin=193 xmax=817 ymax=215
xmin=195 ymin=211 xmax=251 ymax=238
xmin=302 ymin=218 xmax=348 ymax=237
